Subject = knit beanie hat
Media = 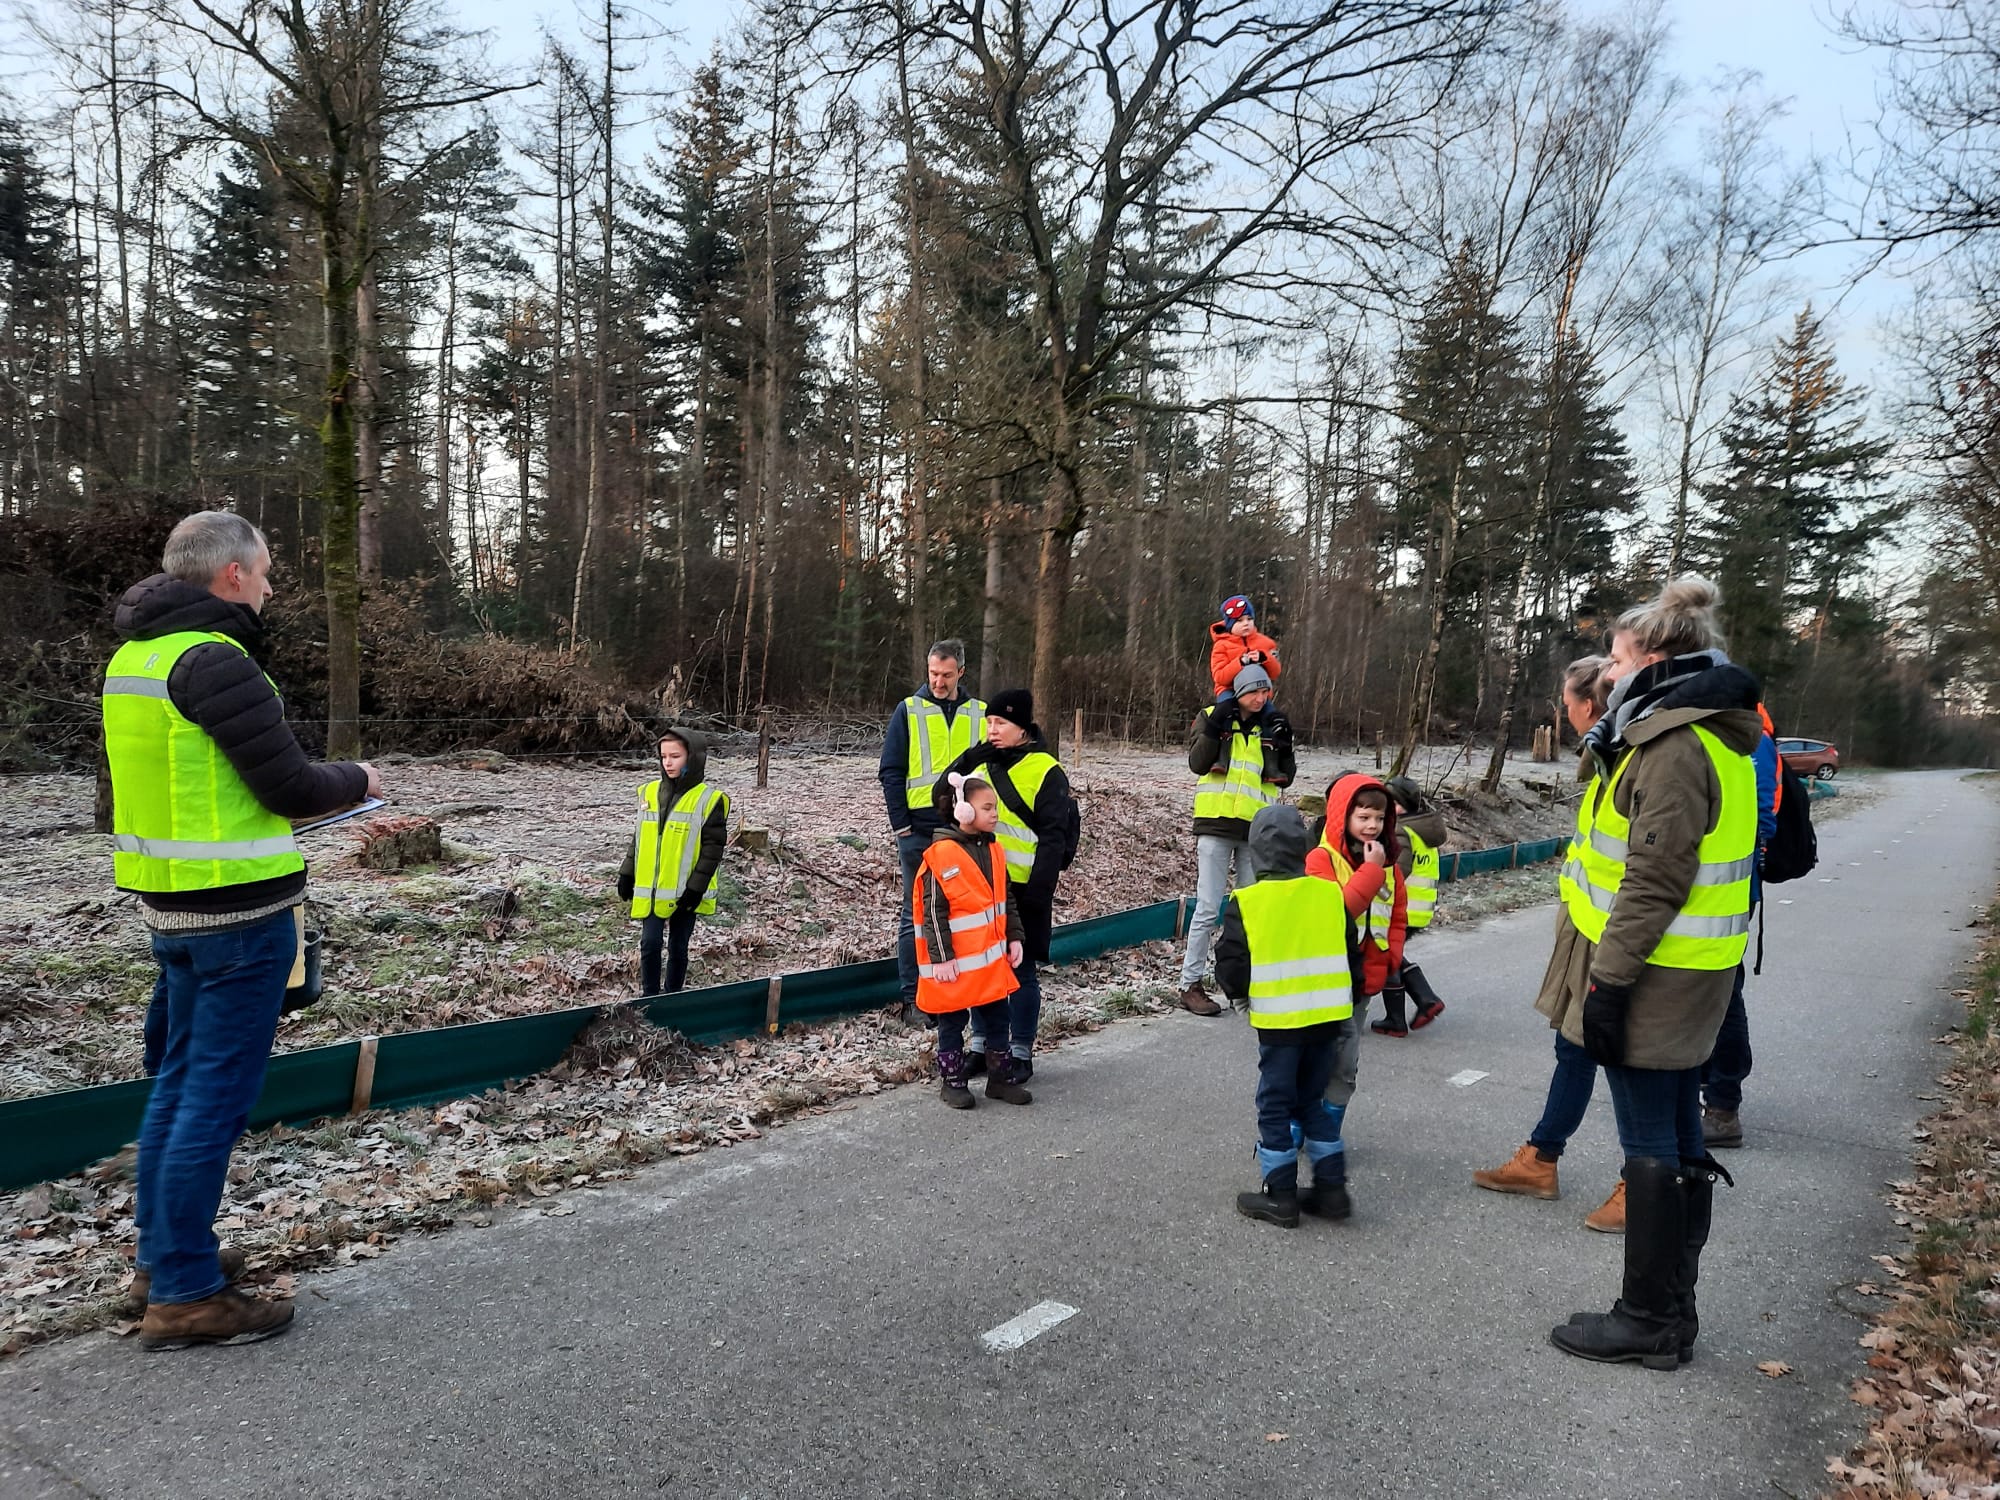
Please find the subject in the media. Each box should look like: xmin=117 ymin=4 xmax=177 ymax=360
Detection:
xmin=1221 ymin=593 xmax=1255 ymax=623
xmin=1232 ymin=663 xmax=1273 ymax=696
xmin=987 ymin=688 xmax=1037 ymax=735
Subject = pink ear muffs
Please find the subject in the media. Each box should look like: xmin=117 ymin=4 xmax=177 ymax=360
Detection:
xmin=949 ymin=772 xmax=975 ymax=827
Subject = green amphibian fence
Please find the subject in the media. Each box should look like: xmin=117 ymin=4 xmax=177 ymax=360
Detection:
xmin=3 ymin=837 xmax=1569 ymax=1192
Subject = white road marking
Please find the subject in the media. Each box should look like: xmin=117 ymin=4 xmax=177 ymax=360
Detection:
xmin=981 ymin=1300 xmax=1078 ymax=1353
xmin=1778 ymin=899 xmax=1794 ymax=905
xmin=1448 ymin=1069 xmax=1489 ymax=1088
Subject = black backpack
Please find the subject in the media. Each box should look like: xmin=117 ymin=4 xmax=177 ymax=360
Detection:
xmin=1761 ymin=760 xmax=1817 ymax=885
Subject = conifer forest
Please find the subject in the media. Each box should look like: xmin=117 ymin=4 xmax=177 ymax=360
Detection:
xmin=5 ymin=0 xmax=2000 ymax=771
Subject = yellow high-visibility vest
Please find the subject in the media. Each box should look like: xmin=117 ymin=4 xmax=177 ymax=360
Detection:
xmin=1405 ymin=828 xmax=1439 ymax=931
xmin=1319 ymin=836 xmax=1399 ymax=950
xmin=992 ymin=751 xmax=1059 ymax=885
xmin=902 ymin=696 xmax=987 ymax=814
xmin=631 ymin=779 xmax=728 ymax=918
xmin=1232 ymin=877 xmax=1355 ymax=1030
xmin=1562 ymin=725 xmax=1756 ymax=970
xmin=102 ymin=631 xmax=303 ymax=893
xmin=1193 ymin=709 xmax=1280 ymax=823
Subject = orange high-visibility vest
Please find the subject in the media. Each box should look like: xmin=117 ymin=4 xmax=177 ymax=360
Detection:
xmin=913 ymin=838 xmax=1018 ymax=1013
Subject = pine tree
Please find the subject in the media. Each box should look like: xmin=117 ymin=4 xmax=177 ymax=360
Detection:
xmin=0 ymin=117 xmax=82 ymax=513
xmin=1695 ymin=307 xmax=1900 ymax=699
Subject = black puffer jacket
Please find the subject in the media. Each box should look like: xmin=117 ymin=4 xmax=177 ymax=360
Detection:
xmin=929 ymin=736 xmax=1073 ymax=962
xmin=111 ymin=574 xmax=369 ymax=914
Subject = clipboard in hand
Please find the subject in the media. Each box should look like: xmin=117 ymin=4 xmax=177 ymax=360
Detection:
xmin=292 ymin=796 xmax=387 ymax=836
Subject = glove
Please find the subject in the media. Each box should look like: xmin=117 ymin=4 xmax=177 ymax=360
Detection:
xmin=616 ymin=872 xmax=634 ymax=903
xmin=1581 ymin=980 xmax=1634 ymax=1066
xmin=1263 ymin=709 xmax=1293 ymax=744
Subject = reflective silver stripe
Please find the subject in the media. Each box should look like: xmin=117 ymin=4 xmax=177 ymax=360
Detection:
xmin=918 ymin=939 xmax=1009 ymax=977
xmin=1693 ymin=855 xmax=1756 ymax=885
xmin=631 ymin=887 xmax=667 ymax=902
xmin=1250 ymin=988 xmax=1348 ymax=1016
xmin=1589 ymin=828 xmax=1628 ymax=860
xmin=1249 ymin=957 xmax=1351 ymax=984
xmin=113 ymin=832 xmax=298 ymax=860
xmin=1001 ymin=847 xmax=1034 ymax=869
xmin=103 ymin=676 xmax=172 ymax=698
xmin=948 ymin=902 xmax=1004 ymax=933
xmin=1563 ymin=861 xmax=1617 ymax=912
xmin=1665 ymin=911 xmax=1752 ymax=940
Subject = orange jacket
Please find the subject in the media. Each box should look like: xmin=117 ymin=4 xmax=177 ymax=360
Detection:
xmin=1209 ymin=623 xmax=1283 ymax=694
xmin=912 ymin=835 xmax=1019 ymax=1013
xmin=1304 ymin=772 xmax=1406 ymax=995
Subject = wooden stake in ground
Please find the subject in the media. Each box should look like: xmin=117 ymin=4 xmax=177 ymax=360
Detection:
xmin=757 ymin=713 xmax=770 ymax=789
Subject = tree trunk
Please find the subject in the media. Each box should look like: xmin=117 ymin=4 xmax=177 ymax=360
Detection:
xmin=319 ymin=199 xmax=363 ymax=759
xmin=981 ymin=477 xmax=1003 ymax=698
xmin=355 ymin=255 xmax=384 ymax=586
xmin=895 ymin=29 xmax=929 ymax=680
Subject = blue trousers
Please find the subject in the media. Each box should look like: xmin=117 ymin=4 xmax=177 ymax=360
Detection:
xmin=137 ymin=911 xmax=291 ymax=1303
xmin=1605 ymin=1064 xmax=1705 ymax=1163
xmin=1528 ymin=1034 xmax=1598 ymax=1159
xmin=936 ymin=1001 xmax=1009 ymax=1057
xmin=142 ymin=970 xmax=168 ymax=1077
xmin=1255 ymin=1036 xmax=1346 ymax=1180
xmin=1700 ymin=964 xmax=1752 ymax=1111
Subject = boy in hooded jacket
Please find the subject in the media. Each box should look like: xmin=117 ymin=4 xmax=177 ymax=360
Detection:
xmin=1306 ymin=773 xmax=1409 ymax=1026
xmin=1208 ymin=594 xmax=1283 ymax=703
xmin=617 ymin=727 xmax=729 ymax=996
xmin=1215 ymin=804 xmax=1355 ymax=1226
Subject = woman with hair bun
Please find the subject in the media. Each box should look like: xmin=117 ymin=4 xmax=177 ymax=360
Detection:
xmin=1542 ymin=577 xmax=1765 ymax=1371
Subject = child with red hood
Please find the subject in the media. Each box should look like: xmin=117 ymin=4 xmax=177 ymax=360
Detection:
xmin=1208 ymin=594 xmax=1283 ymax=703
xmin=1305 ymin=772 xmax=1409 ymax=1017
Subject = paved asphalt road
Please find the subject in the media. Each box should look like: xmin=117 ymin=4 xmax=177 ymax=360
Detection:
xmin=4 ymin=769 xmax=1996 ymax=1500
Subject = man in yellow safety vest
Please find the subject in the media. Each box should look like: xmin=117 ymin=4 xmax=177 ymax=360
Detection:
xmin=103 ymin=511 xmax=377 ymax=1350
xmin=1178 ymin=662 xmax=1295 ymax=1015
xmin=878 ymin=639 xmax=987 ymax=1025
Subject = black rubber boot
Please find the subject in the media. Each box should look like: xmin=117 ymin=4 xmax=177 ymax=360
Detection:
xmin=936 ymin=1048 xmax=975 ymax=1110
xmin=1674 ymin=1154 xmax=1732 ymax=1362
xmin=1370 ymin=983 xmax=1409 ymax=1037
xmin=1550 ymin=1157 xmax=1686 ymax=1371
xmin=983 ymin=1051 xmax=1032 ymax=1105
xmin=1236 ymin=1160 xmax=1300 ymax=1228
xmin=1403 ymin=964 xmax=1446 ymax=1028
xmin=1300 ymin=1161 xmax=1352 ymax=1220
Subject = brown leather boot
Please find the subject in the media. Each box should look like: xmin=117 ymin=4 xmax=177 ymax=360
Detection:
xmin=1472 ymin=1142 xmax=1560 ymax=1200
xmin=124 ymin=1245 xmax=248 ymax=1315
xmin=1179 ymin=983 xmax=1222 ymax=1017
xmin=1585 ymin=1180 xmax=1627 ymax=1234
xmin=139 ymin=1287 xmax=293 ymax=1351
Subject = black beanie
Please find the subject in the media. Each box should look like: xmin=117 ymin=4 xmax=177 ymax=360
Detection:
xmin=987 ymin=688 xmax=1036 ymax=735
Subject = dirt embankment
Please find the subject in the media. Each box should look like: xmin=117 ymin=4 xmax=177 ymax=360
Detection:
xmin=0 ymin=743 xmax=1574 ymax=1099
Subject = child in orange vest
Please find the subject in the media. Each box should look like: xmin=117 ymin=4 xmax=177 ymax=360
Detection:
xmin=916 ymin=773 xmax=1032 ymax=1108
xmin=1209 ymin=594 xmax=1282 ymax=705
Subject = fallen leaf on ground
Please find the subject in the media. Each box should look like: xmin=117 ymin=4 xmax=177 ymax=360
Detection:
xmin=1758 ymin=1361 xmax=1793 ymax=1378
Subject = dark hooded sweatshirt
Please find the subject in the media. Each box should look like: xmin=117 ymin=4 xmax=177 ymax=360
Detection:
xmin=929 ymin=735 xmax=1073 ymax=962
xmin=1213 ymin=804 xmax=1342 ymax=1046
xmin=109 ymin=573 xmax=369 ymax=919
xmin=616 ymin=727 xmax=729 ymax=912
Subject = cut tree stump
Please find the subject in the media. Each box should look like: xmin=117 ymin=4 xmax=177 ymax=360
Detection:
xmin=1295 ymin=793 xmax=1327 ymax=819
xmin=357 ymin=815 xmax=443 ymax=871
xmin=736 ymin=827 xmax=771 ymax=854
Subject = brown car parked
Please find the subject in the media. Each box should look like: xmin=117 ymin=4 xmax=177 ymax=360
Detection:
xmin=1776 ymin=736 xmax=1839 ymax=780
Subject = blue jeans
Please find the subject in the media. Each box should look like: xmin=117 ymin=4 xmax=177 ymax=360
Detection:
xmin=1528 ymin=1034 xmax=1598 ymax=1159
xmin=1604 ymin=1064 xmax=1704 ymax=1163
xmin=896 ymin=832 xmax=927 ymax=1005
xmin=1256 ymin=1036 xmax=1345 ymax=1179
xmin=137 ymin=911 xmax=292 ymax=1304
xmin=142 ymin=970 xmax=168 ymax=1077
xmin=1005 ymin=955 xmax=1042 ymax=1060
xmin=1700 ymin=964 xmax=1752 ymax=1111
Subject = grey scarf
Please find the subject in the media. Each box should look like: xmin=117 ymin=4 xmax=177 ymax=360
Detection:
xmin=1581 ymin=648 xmax=1731 ymax=784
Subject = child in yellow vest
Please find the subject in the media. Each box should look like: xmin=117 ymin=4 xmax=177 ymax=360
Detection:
xmin=1215 ymin=804 xmax=1356 ymax=1226
xmin=1381 ymin=775 xmax=1448 ymax=1033
xmin=916 ymin=774 xmax=1031 ymax=1108
xmin=616 ymin=727 xmax=729 ymax=996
